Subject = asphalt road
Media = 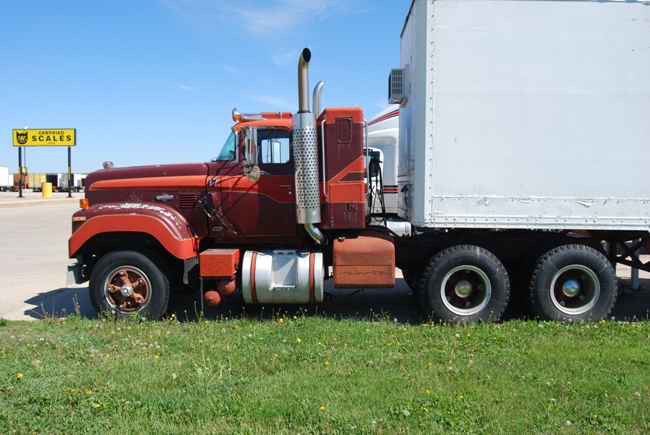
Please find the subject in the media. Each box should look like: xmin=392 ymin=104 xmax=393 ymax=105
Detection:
xmin=1 ymin=191 xmax=648 ymax=322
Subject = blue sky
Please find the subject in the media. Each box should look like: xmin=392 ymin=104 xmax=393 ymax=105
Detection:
xmin=0 ymin=0 xmax=407 ymax=174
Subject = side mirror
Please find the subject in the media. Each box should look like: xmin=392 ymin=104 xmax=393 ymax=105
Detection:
xmin=246 ymin=165 xmax=261 ymax=183
xmin=244 ymin=127 xmax=258 ymax=166
xmin=243 ymin=127 xmax=261 ymax=183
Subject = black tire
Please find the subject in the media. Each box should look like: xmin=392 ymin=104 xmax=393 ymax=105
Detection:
xmin=514 ymin=241 xmax=565 ymax=315
xmin=419 ymin=245 xmax=510 ymax=323
xmin=89 ymin=250 xmax=170 ymax=320
xmin=528 ymin=244 xmax=617 ymax=322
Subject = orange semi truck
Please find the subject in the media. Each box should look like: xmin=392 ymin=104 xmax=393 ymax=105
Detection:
xmin=67 ymin=1 xmax=650 ymax=323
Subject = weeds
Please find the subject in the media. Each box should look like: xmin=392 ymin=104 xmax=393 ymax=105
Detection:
xmin=0 ymin=316 xmax=648 ymax=434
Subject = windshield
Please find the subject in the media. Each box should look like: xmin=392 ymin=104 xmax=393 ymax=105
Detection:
xmin=211 ymin=130 xmax=237 ymax=162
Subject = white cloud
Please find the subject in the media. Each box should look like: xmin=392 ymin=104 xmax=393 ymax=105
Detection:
xmin=224 ymin=0 xmax=358 ymax=36
xmin=223 ymin=64 xmax=241 ymax=74
xmin=241 ymin=92 xmax=295 ymax=111
xmin=158 ymin=79 xmax=195 ymax=92
xmin=369 ymin=98 xmax=394 ymax=113
xmin=272 ymin=49 xmax=300 ymax=69
xmin=160 ymin=0 xmax=362 ymax=38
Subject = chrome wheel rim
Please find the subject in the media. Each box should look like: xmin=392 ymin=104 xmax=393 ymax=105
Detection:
xmin=440 ymin=265 xmax=492 ymax=316
xmin=550 ymin=264 xmax=600 ymax=315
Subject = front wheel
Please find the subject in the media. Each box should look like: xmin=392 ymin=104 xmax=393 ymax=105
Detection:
xmin=419 ymin=245 xmax=510 ymax=323
xmin=528 ymin=244 xmax=616 ymax=322
xmin=89 ymin=250 xmax=170 ymax=320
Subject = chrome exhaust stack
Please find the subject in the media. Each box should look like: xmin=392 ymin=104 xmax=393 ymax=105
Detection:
xmin=312 ymin=80 xmax=324 ymax=117
xmin=298 ymin=49 xmax=312 ymax=113
xmin=293 ymin=48 xmax=323 ymax=244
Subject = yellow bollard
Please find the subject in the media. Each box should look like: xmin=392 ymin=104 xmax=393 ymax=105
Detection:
xmin=42 ymin=182 xmax=52 ymax=198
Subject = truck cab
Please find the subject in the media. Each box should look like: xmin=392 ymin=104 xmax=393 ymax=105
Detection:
xmin=205 ymin=112 xmax=300 ymax=240
xmin=67 ymin=49 xmax=396 ymax=320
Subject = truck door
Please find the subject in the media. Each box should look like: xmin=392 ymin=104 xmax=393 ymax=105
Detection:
xmin=208 ymin=128 xmax=298 ymax=238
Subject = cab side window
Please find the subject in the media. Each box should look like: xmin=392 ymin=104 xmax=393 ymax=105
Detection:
xmin=258 ymin=130 xmax=290 ymax=164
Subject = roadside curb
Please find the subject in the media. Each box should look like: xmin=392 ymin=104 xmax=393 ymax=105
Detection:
xmin=0 ymin=198 xmax=80 ymax=209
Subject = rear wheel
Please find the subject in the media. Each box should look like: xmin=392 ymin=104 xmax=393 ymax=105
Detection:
xmin=528 ymin=244 xmax=616 ymax=322
xmin=89 ymin=250 xmax=170 ymax=320
xmin=419 ymin=245 xmax=510 ymax=323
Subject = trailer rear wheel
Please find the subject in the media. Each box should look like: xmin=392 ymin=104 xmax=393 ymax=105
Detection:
xmin=419 ymin=245 xmax=510 ymax=323
xmin=528 ymin=244 xmax=616 ymax=322
xmin=89 ymin=250 xmax=170 ymax=320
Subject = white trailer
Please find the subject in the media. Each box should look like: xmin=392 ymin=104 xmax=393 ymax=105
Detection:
xmin=386 ymin=0 xmax=650 ymax=322
xmin=392 ymin=0 xmax=650 ymax=230
xmin=0 ymin=167 xmax=9 ymax=191
xmin=72 ymin=173 xmax=87 ymax=192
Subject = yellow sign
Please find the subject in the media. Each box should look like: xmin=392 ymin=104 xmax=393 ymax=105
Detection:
xmin=13 ymin=129 xmax=76 ymax=147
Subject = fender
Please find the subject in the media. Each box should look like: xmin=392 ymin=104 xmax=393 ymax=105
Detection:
xmin=69 ymin=203 xmax=200 ymax=260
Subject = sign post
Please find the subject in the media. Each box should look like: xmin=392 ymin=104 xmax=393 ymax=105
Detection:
xmin=12 ymin=129 xmax=76 ymax=197
xmin=68 ymin=146 xmax=72 ymax=198
xmin=17 ymin=147 xmax=23 ymax=198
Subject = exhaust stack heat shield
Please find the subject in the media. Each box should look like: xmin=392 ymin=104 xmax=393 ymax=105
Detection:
xmin=293 ymin=48 xmax=321 ymax=226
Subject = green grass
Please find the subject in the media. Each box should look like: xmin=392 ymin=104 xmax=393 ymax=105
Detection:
xmin=1 ymin=314 xmax=649 ymax=434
